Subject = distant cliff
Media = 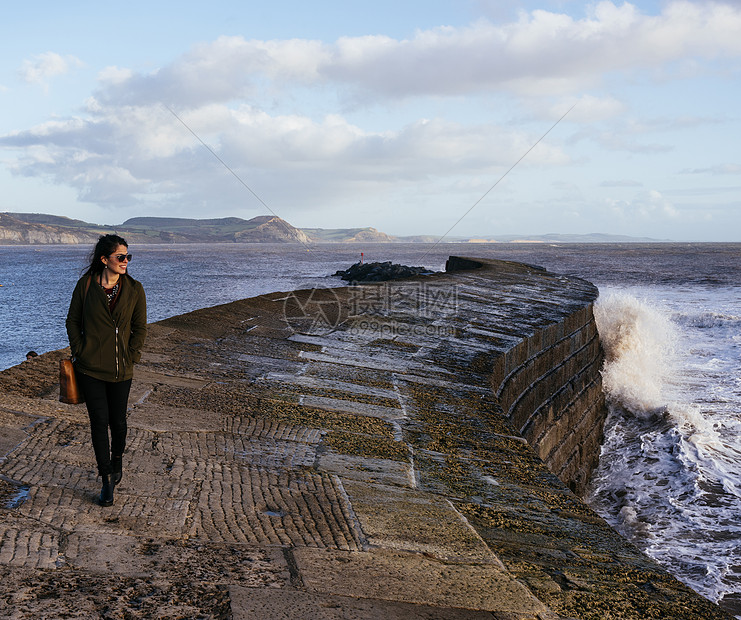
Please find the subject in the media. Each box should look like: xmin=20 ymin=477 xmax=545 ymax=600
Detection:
xmin=1 ymin=213 xmax=312 ymax=245
xmin=121 ymin=215 xmax=312 ymax=244
xmin=302 ymin=226 xmax=397 ymax=243
xmin=0 ymin=213 xmax=100 ymax=245
xmin=0 ymin=212 xmax=393 ymax=245
xmin=1 ymin=212 xmax=668 ymax=245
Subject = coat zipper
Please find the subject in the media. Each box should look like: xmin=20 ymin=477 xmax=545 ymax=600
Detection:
xmin=115 ymin=326 xmax=120 ymax=379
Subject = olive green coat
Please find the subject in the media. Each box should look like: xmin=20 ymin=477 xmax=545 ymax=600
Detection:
xmin=66 ymin=274 xmax=147 ymax=382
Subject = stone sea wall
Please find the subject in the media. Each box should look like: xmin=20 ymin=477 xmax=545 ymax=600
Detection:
xmin=0 ymin=256 xmax=730 ymax=619
xmin=445 ymin=256 xmax=605 ymax=493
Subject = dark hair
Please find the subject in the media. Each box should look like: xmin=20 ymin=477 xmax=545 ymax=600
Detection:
xmin=83 ymin=234 xmax=128 ymax=278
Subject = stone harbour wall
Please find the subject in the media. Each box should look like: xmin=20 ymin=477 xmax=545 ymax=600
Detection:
xmin=447 ymin=256 xmax=605 ymax=493
xmin=0 ymin=256 xmax=731 ymax=619
xmin=492 ymin=290 xmax=605 ymax=494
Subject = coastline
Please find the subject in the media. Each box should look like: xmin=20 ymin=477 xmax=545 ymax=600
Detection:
xmin=0 ymin=257 xmax=730 ymax=618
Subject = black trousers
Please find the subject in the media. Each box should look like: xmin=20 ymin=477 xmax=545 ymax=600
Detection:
xmin=76 ymin=372 xmax=131 ymax=476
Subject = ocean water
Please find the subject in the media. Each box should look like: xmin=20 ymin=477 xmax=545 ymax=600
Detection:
xmin=588 ymin=283 xmax=741 ymax=616
xmin=0 ymin=243 xmax=358 ymax=369
xmin=1 ymin=241 xmax=739 ymax=614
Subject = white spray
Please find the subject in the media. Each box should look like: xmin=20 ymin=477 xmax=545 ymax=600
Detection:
xmin=590 ymin=289 xmax=741 ymax=611
xmin=594 ymin=291 xmax=677 ymax=415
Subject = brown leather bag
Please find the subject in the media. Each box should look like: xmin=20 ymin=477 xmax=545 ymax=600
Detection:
xmin=59 ymin=359 xmax=84 ymax=404
xmin=60 ymin=276 xmax=91 ymax=405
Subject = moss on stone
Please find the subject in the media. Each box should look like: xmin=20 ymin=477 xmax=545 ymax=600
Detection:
xmin=258 ymin=399 xmax=395 ymax=437
xmin=324 ymin=431 xmax=409 ymax=461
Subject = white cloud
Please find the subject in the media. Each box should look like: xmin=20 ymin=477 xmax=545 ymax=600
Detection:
xmin=96 ymin=36 xmax=328 ymax=107
xmin=18 ymin=52 xmax=83 ymax=89
xmin=321 ymin=1 xmax=741 ymax=98
xmin=606 ymin=189 xmax=679 ymax=220
xmin=3 ymin=1 xmax=741 ymax=232
xmin=0 ymin=101 xmax=570 ymax=213
xmin=98 ymin=66 xmax=134 ymax=85
xmin=569 ymin=95 xmax=628 ymax=122
xmin=681 ymin=163 xmax=741 ymax=175
xmin=526 ymin=94 xmax=627 ymax=123
xmin=88 ymin=2 xmax=741 ymax=107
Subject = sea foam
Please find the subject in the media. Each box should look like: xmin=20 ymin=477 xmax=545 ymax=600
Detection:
xmin=590 ymin=289 xmax=741 ymax=612
xmin=594 ymin=292 xmax=677 ymax=415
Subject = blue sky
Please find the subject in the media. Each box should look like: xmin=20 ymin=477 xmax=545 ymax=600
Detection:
xmin=1 ymin=1 xmax=740 ymax=241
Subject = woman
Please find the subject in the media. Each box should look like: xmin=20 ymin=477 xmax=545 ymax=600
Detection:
xmin=66 ymin=234 xmax=147 ymax=507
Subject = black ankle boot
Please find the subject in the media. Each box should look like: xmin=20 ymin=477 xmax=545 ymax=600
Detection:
xmin=99 ymin=474 xmax=114 ymax=506
xmin=111 ymin=455 xmax=123 ymax=486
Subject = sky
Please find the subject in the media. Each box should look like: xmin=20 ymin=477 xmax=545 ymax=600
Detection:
xmin=1 ymin=1 xmax=740 ymax=241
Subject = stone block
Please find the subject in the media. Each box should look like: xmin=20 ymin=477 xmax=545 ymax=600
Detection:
xmin=294 ymin=547 xmax=548 ymax=615
xmin=341 ymin=480 xmax=499 ymax=563
xmin=230 ymin=586 xmax=498 ymax=619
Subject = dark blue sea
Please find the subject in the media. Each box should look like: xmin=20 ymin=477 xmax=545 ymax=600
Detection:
xmin=1 ymin=241 xmax=739 ymax=614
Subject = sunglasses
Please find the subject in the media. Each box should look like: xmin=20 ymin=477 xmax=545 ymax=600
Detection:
xmin=111 ymin=253 xmax=133 ymax=262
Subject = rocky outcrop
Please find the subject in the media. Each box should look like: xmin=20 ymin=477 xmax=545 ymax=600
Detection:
xmin=333 ymin=261 xmax=436 ymax=282
xmin=302 ymin=226 xmax=398 ymax=242
xmin=233 ymin=216 xmax=311 ymax=244
xmin=345 ymin=228 xmax=394 ymax=242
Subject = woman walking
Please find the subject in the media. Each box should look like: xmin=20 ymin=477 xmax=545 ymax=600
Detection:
xmin=66 ymin=234 xmax=147 ymax=506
